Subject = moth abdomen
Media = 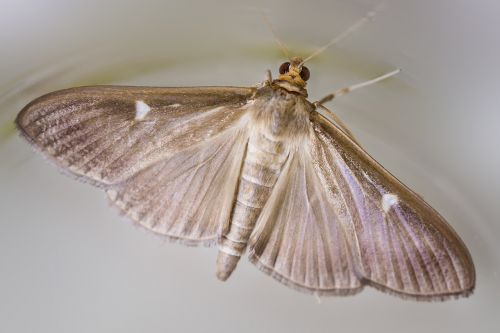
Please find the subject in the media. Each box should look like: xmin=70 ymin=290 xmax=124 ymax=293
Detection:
xmin=216 ymin=132 xmax=288 ymax=281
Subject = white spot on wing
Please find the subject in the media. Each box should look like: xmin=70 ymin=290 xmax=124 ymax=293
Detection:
xmin=135 ymin=100 xmax=151 ymax=120
xmin=382 ymin=193 xmax=399 ymax=213
xmin=168 ymin=103 xmax=181 ymax=108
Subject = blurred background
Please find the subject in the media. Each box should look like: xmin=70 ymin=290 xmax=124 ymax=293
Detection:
xmin=1 ymin=0 xmax=499 ymax=332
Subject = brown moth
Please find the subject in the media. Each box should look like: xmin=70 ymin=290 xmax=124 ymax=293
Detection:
xmin=16 ymin=55 xmax=475 ymax=300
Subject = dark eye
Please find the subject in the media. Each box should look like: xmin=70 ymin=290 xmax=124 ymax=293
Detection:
xmin=300 ymin=66 xmax=310 ymax=81
xmin=279 ymin=62 xmax=290 ymax=74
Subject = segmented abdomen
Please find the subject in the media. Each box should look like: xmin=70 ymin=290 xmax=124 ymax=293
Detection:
xmin=215 ymin=130 xmax=288 ymax=280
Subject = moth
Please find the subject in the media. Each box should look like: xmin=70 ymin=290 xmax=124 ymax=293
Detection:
xmin=16 ymin=54 xmax=475 ymax=300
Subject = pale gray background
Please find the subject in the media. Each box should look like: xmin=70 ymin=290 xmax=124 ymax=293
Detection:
xmin=1 ymin=0 xmax=499 ymax=332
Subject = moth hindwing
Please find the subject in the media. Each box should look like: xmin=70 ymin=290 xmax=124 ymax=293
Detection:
xmin=16 ymin=58 xmax=475 ymax=301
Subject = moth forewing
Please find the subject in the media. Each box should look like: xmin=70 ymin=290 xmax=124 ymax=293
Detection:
xmin=16 ymin=86 xmax=255 ymax=187
xmin=16 ymin=58 xmax=475 ymax=300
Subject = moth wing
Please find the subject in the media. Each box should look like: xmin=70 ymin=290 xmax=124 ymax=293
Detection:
xmin=16 ymin=85 xmax=254 ymax=187
xmin=248 ymin=149 xmax=363 ymax=296
xmin=108 ymin=122 xmax=249 ymax=245
xmin=249 ymin=111 xmax=475 ymax=299
xmin=308 ymin=111 xmax=475 ymax=299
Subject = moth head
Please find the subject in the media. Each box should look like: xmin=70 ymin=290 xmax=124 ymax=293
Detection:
xmin=277 ymin=57 xmax=310 ymax=88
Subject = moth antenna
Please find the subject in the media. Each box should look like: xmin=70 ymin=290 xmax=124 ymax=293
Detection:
xmin=260 ymin=10 xmax=291 ymax=60
xmin=300 ymin=3 xmax=385 ymax=66
xmin=315 ymin=69 xmax=401 ymax=105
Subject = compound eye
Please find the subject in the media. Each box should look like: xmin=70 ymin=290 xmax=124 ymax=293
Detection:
xmin=300 ymin=66 xmax=310 ymax=81
xmin=279 ymin=62 xmax=290 ymax=74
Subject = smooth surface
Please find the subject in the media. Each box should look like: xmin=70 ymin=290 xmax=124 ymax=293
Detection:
xmin=0 ymin=0 xmax=499 ymax=332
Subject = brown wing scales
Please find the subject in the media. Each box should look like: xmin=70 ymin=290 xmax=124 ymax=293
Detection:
xmin=310 ymin=111 xmax=475 ymax=299
xmin=16 ymin=85 xmax=254 ymax=186
xmin=17 ymin=85 xmax=254 ymax=245
xmin=108 ymin=126 xmax=249 ymax=245
xmin=249 ymin=151 xmax=363 ymax=296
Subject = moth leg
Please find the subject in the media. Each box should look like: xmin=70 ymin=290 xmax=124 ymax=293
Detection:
xmin=266 ymin=70 xmax=273 ymax=84
xmin=315 ymin=104 xmax=361 ymax=146
xmin=314 ymin=69 xmax=401 ymax=105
